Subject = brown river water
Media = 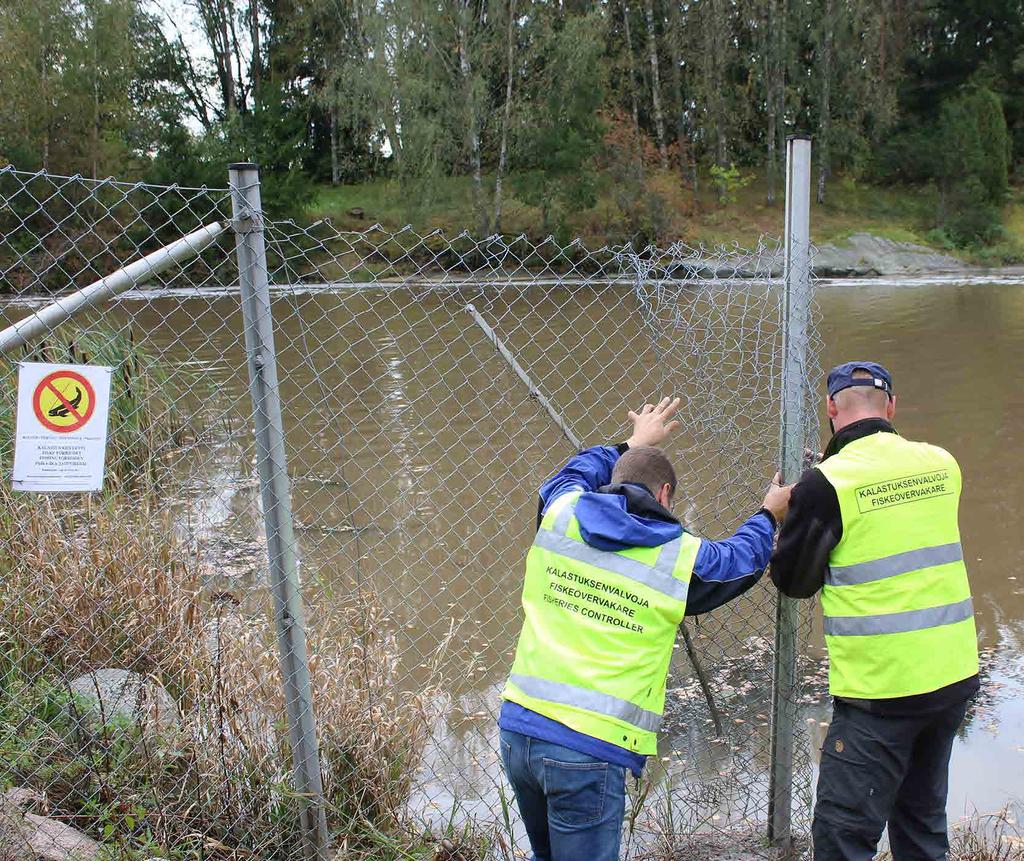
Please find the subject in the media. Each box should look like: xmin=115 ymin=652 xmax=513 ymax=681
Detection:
xmin=4 ymin=272 xmax=1022 ymax=841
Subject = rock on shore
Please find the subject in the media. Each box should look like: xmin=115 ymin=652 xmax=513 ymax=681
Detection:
xmin=0 ymin=789 xmax=100 ymax=861
xmin=813 ymin=232 xmax=968 ymax=277
xmin=68 ymin=668 xmax=179 ymax=735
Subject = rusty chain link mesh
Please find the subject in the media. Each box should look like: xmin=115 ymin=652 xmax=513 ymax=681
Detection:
xmin=0 ymin=166 xmax=820 ymax=860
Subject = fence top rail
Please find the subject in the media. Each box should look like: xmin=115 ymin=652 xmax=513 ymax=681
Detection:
xmin=0 ymin=164 xmax=230 ymax=196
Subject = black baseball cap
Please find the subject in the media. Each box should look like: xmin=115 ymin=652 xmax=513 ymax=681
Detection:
xmin=827 ymin=361 xmax=894 ymax=398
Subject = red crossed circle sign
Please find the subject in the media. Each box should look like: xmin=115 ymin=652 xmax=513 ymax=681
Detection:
xmin=32 ymin=370 xmax=97 ymax=433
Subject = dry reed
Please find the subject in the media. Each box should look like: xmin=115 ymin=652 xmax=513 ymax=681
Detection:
xmin=948 ymin=809 xmax=1024 ymax=861
xmin=0 ymin=485 xmax=444 ymax=858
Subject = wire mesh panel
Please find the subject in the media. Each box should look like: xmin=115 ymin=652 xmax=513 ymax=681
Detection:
xmin=261 ymin=220 xmax=821 ymax=856
xmin=0 ymin=166 xmax=820 ymax=861
xmin=0 ymin=168 xmax=310 ymax=859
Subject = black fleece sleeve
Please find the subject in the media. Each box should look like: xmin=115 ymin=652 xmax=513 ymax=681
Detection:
xmin=770 ymin=467 xmax=842 ymax=598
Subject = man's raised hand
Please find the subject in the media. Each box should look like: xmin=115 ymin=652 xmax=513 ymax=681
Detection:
xmin=625 ymin=396 xmax=682 ymax=449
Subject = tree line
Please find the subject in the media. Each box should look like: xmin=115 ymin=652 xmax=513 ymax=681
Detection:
xmin=0 ymin=0 xmax=1020 ymax=246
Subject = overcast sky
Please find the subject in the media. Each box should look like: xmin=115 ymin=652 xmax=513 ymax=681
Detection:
xmin=146 ymin=0 xmax=249 ymax=129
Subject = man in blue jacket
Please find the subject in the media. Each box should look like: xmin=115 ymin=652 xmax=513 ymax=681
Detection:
xmin=499 ymin=397 xmax=792 ymax=861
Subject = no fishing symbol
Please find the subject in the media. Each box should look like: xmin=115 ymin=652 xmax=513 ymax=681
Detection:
xmin=32 ymin=369 xmax=97 ymax=433
xmin=13 ymin=362 xmax=112 ymax=492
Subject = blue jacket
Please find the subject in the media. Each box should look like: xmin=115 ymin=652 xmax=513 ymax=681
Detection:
xmin=500 ymin=443 xmax=777 ymax=775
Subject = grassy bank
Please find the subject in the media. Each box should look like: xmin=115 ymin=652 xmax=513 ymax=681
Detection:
xmin=313 ymin=170 xmax=1024 ymax=265
xmin=0 ymin=483 xmax=470 ymax=859
xmin=0 ymin=329 xmax=480 ymax=860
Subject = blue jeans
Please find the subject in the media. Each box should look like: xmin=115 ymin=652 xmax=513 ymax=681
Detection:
xmin=500 ymin=729 xmax=626 ymax=861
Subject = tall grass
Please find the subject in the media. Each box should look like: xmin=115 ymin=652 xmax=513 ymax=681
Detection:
xmin=872 ymin=810 xmax=1024 ymax=861
xmin=634 ymin=810 xmax=1024 ymax=861
xmin=949 ymin=810 xmax=1024 ymax=861
xmin=0 ymin=485 xmax=445 ymax=858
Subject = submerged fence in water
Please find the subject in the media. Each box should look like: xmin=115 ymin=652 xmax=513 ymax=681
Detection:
xmin=0 ymin=141 xmax=820 ymax=860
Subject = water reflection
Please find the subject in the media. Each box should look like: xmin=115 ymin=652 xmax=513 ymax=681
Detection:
xmin=2 ymin=275 xmax=1021 ymax=846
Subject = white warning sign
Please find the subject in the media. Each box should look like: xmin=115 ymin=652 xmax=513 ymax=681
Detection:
xmin=12 ymin=362 xmax=113 ymax=492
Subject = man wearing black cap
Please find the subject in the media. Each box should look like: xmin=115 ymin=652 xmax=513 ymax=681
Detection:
xmin=771 ymin=362 xmax=979 ymax=861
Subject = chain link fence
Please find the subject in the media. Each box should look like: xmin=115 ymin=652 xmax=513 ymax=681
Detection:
xmin=0 ymin=160 xmax=821 ymax=860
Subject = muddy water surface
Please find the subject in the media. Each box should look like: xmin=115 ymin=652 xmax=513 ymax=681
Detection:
xmin=4 ymin=273 xmax=1022 ymax=840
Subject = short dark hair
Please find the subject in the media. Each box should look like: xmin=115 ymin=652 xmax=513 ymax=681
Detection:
xmin=611 ymin=446 xmax=677 ymax=498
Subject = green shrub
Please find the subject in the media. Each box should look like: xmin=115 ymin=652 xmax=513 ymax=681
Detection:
xmin=935 ymin=88 xmax=1011 ymax=247
xmin=871 ymin=87 xmax=1011 ymax=249
xmin=923 ymin=227 xmax=956 ymax=249
xmin=710 ymin=163 xmax=754 ymax=205
xmin=943 ymin=177 xmax=1004 ymax=246
xmin=870 ymin=128 xmax=943 ymax=185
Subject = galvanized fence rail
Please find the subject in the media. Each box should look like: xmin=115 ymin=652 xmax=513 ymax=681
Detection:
xmin=0 ymin=143 xmax=821 ymax=861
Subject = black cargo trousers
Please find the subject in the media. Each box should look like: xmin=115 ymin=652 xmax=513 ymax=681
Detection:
xmin=812 ymin=697 xmax=969 ymax=861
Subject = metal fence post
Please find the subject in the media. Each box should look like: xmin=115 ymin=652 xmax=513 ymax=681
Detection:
xmin=228 ymin=163 xmax=329 ymax=860
xmin=768 ymin=135 xmax=813 ymax=854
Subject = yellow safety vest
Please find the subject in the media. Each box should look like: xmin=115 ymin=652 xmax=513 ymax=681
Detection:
xmin=817 ymin=431 xmax=978 ymax=699
xmin=502 ymin=490 xmax=701 ymax=755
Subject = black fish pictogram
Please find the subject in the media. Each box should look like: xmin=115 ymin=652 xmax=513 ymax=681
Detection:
xmin=48 ymin=386 xmax=83 ymax=418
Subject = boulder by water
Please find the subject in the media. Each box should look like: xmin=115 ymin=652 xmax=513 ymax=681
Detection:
xmin=67 ymin=669 xmax=179 ymax=735
xmin=0 ymin=789 xmax=101 ymax=861
xmin=813 ymin=232 xmax=968 ymax=277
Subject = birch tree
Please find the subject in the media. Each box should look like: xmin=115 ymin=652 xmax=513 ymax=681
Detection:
xmin=456 ymin=0 xmax=485 ymax=234
xmin=621 ymin=1 xmax=640 ymax=131
xmin=493 ymin=0 xmax=518 ymax=232
xmin=665 ymin=0 xmax=690 ymax=183
xmin=643 ymin=0 xmax=669 ymax=168
xmin=816 ymin=0 xmax=835 ymax=203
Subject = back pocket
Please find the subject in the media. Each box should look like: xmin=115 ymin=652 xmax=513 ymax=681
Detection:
xmin=542 ymin=758 xmax=608 ymax=826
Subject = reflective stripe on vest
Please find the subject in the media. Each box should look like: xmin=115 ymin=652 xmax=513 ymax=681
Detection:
xmin=509 ymin=673 xmax=663 ymax=733
xmin=827 ymin=541 xmax=964 ymax=587
xmin=534 ymin=497 xmax=689 ymax=602
xmin=823 ymin=596 xmax=974 ymax=637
